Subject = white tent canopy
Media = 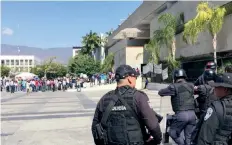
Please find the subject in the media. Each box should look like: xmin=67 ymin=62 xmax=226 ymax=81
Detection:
xmin=15 ymin=72 xmax=38 ymax=80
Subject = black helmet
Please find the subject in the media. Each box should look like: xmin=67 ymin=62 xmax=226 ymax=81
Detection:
xmin=203 ymin=69 xmax=216 ymax=82
xmin=205 ymin=61 xmax=216 ymax=70
xmin=173 ymin=69 xmax=187 ymax=81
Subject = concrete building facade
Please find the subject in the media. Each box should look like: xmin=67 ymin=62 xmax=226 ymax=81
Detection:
xmin=1 ymin=55 xmax=37 ymax=73
xmin=93 ymin=33 xmax=106 ymax=64
xmin=72 ymin=46 xmax=82 ymax=58
xmin=105 ymin=1 xmax=232 ymax=73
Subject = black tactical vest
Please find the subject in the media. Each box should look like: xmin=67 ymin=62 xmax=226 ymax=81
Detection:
xmin=197 ymin=84 xmax=217 ymax=113
xmin=102 ymin=90 xmax=144 ymax=145
xmin=213 ymin=97 xmax=232 ymax=145
xmin=172 ymin=82 xmax=195 ymax=112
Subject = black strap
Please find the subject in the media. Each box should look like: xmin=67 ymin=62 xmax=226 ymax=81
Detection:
xmin=101 ymin=96 xmax=118 ymax=128
xmin=182 ymin=83 xmax=193 ymax=94
xmin=117 ymin=95 xmax=140 ymax=121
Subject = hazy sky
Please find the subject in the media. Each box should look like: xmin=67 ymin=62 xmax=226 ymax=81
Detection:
xmin=1 ymin=1 xmax=142 ymax=48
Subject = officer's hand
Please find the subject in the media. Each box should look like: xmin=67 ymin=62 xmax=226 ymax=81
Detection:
xmin=146 ymin=136 xmax=153 ymax=142
xmin=194 ymin=86 xmax=198 ymax=90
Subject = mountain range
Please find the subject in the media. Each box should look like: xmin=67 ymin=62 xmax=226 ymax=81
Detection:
xmin=1 ymin=44 xmax=73 ymax=64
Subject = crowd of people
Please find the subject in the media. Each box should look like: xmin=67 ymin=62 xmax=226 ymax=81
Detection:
xmin=91 ymin=63 xmax=232 ymax=145
xmin=0 ymin=72 xmax=117 ymax=93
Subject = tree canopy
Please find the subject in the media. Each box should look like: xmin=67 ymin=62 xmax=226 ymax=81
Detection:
xmin=31 ymin=61 xmax=67 ymax=79
xmin=183 ymin=2 xmax=226 ymax=44
xmin=68 ymin=54 xmax=101 ymax=75
xmin=1 ymin=65 xmax=10 ymax=77
xmin=81 ymin=30 xmax=101 ymax=55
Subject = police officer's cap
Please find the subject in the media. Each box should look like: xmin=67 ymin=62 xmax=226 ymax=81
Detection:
xmin=115 ymin=65 xmax=139 ymax=80
xmin=173 ymin=69 xmax=187 ymax=80
xmin=209 ymin=73 xmax=232 ymax=88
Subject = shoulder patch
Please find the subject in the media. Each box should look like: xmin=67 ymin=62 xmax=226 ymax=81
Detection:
xmin=204 ymin=107 xmax=213 ymax=121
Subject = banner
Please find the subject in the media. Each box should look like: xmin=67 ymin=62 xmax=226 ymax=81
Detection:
xmin=162 ymin=67 xmax=168 ymax=80
xmin=154 ymin=64 xmax=162 ymax=74
xmin=142 ymin=63 xmax=153 ymax=74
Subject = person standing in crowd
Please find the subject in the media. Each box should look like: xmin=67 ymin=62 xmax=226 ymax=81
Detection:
xmin=14 ymin=80 xmax=18 ymax=92
xmin=50 ymin=79 xmax=55 ymax=92
xmin=26 ymin=80 xmax=30 ymax=95
xmin=195 ymin=73 xmax=232 ymax=145
xmin=90 ymin=75 xmax=94 ymax=87
xmin=62 ymin=78 xmax=66 ymax=91
xmin=10 ymin=79 xmax=15 ymax=93
xmin=35 ymin=79 xmax=39 ymax=92
xmin=18 ymin=79 xmax=22 ymax=91
xmin=92 ymin=65 xmax=162 ymax=145
xmin=158 ymin=69 xmax=196 ymax=145
xmin=5 ymin=80 xmax=10 ymax=92
xmin=195 ymin=62 xmax=216 ymax=86
xmin=76 ymin=78 xmax=81 ymax=92
xmin=144 ymin=77 xmax=149 ymax=89
xmin=225 ymin=65 xmax=232 ymax=73
xmin=58 ymin=79 xmax=62 ymax=91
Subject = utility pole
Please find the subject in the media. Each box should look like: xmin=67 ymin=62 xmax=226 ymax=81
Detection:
xmin=17 ymin=24 xmax=20 ymax=56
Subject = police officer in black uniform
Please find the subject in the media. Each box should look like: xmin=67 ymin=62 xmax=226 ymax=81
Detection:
xmin=91 ymin=65 xmax=162 ymax=145
xmin=194 ymin=62 xmax=216 ymax=86
xmin=195 ymin=73 xmax=232 ymax=145
xmin=158 ymin=69 xmax=196 ymax=145
xmin=194 ymin=69 xmax=217 ymax=119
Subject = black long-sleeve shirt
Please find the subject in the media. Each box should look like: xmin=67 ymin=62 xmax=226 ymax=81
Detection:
xmin=158 ymin=84 xmax=176 ymax=97
xmin=91 ymin=86 xmax=162 ymax=145
xmin=194 ymin=75 xmax=205 ymax=86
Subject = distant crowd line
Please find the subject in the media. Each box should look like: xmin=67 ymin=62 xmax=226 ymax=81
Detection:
xmin=0 ymin=72 xmax=117 ymax=93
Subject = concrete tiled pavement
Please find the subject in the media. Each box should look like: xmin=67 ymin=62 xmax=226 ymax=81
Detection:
xmin=1 ymin=88 xmax=174 ymax=145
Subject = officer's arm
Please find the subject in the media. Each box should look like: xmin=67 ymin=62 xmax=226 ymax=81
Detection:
xmin=136 ymin=92 xmax=162 ymax=144
xmin=194 ymin=78 xmax=200 ymax=86
xmin=197 ymin=105 xmax=219 ymax=145
xmin=91 ymin=100 xmax=103 ymax=145
xmin=195 ymin=85 xmax=207 ymax=98
xmin=158 ymin=84 xmax=175 ymax=97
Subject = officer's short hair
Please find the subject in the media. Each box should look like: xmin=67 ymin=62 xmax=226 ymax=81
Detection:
xmin=117 ymin=79 xmax=125 ymax=84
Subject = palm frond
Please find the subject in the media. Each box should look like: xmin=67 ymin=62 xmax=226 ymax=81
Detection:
xmin=209 ymin=7 xmax=226 ymax=35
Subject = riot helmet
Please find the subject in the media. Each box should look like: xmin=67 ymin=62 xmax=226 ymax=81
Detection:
xmin=173 ymin=69 xmax=187 ymax=82
xmin=205 ymin=61 xmax=216 ymax=70
xmin=203 ymin=69 xmax=216 ymax=82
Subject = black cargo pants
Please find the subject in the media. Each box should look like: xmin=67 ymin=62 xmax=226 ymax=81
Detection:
xmin=169 ymin=110 xmax=196 ymax=145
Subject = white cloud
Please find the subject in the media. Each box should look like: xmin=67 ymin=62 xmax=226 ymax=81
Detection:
xmin=2 ymin=27 xmax=14 ymax=36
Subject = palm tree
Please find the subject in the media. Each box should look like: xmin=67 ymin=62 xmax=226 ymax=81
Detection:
xmin=136 ymin=39 xmax=160 ymax=64
xmin=105 ymin=29 xmax=113 ymax=36
xmin=101 ymin=52 xmax=115 ymax=72
xmin=183 ymin=2 xmax=226 ymax=72
xmin=81 ymin=30 xmax=101 ymax=55
xmin=155 ymin=13 xmax=177 ymax=60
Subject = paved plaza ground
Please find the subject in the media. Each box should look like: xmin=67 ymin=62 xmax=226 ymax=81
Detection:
xmin=1 ymin=87 xmax=173 ymax=145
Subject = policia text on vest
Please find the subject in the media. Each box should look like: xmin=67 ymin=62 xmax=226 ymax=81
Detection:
xmin=92 ymin=86 xmax=163 ymax=145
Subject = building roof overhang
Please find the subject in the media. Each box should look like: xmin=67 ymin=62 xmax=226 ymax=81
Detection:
xmin=106 ymin=1 xmax=166 ymax=47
